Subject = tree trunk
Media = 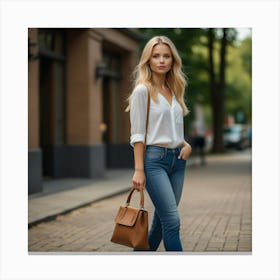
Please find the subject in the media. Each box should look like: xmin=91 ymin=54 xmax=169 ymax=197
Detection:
xmin=208 ymin=28 xmax=227 ymax=153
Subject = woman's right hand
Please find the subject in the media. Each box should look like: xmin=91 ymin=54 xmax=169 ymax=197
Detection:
xmin=132 ymin=170 xmax=146 ymax=191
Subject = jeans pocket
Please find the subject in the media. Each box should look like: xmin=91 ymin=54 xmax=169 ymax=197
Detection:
xmin=177 ymin=157 xmax=187 ymax=165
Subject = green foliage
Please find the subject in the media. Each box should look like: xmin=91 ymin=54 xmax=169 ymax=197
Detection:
xmin=226 ymin=37 xmax=252 ymax=123
xmin=239 ymin=37 xmax=252 ymax=78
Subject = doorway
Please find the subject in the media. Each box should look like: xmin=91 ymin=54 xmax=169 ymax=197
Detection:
xmin=38 ymin=29 xmax=66 ymax=178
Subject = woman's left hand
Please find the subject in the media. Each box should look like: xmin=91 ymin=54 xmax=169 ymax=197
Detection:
xmin=178 ymin=142 xmax=192 ymax=160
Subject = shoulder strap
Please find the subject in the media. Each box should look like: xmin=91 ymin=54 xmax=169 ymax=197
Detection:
xmin=144 ymin=91 xmax=150 ymax=148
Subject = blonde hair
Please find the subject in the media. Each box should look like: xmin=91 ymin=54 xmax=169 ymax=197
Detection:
xmin=126 ymin=35 xmax=189 ymax=116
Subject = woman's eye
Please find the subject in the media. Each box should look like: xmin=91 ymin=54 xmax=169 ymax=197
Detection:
xmin=152 ymin=54 xmax=170 ymax=59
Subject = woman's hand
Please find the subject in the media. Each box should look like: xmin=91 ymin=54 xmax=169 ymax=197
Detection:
xmin=178 ymin=142 xmax=192 ymax=160
xmin=132 ymin=170 xmax=146 ymax=191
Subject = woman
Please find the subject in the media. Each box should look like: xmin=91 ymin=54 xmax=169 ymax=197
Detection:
xmin=126 ymin=35 xmax=192 ymax=251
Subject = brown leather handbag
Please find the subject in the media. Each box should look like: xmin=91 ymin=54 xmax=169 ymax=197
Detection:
xmin=110 ymin=187 xmax=149 ymax=250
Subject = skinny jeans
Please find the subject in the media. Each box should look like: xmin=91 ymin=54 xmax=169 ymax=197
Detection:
xmin=144 ymin=145 xmax=186 ymax=251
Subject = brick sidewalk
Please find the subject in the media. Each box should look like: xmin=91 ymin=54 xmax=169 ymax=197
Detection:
xmin=28 ymin=151 xmax=252 ymax=253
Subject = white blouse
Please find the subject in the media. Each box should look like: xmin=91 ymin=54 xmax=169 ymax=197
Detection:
xmin=130 ymin=84 xmax=185 ymax=149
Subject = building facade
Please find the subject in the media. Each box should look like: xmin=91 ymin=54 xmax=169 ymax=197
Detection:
xmin=28 ymin=28 xmax=145 ymax=194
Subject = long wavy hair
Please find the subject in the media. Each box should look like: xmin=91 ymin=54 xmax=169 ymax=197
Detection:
xmin=126 ymin=35 xmax=189 ymax=116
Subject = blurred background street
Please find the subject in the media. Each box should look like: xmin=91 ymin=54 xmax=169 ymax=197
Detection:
xmin=28 ymin=27 xmax=252 ymax=253
xmin=29 ymin=149 xmax=251 ymax=253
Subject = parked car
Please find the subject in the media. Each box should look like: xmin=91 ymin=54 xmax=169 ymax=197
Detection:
xmin=223 ymin=124 xmax=250 ymax=150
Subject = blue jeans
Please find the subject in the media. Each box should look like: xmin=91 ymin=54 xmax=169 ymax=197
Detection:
xmin=144 ymin=145 xmax=186 ymax=251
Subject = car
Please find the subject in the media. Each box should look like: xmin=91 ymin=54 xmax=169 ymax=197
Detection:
xmin=223 ymin=124 xmax=250 ymax=150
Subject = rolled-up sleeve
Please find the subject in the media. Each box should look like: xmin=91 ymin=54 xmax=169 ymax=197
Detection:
xmin=130 ymin=84 xmax=148 ymax=147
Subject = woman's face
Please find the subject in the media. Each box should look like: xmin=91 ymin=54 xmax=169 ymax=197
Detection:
xmin=149 ymin=43 xmax=173 ymax=75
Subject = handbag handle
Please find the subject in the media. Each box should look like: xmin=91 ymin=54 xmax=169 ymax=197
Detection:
xmin=126 ymin=187 xmax=145 ymax=210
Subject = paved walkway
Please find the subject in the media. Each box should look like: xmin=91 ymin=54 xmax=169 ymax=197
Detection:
xmin=28 ymin=151 xmax=252 ymax=253
xmin=28 ymin=169 xmax=135 ymax=226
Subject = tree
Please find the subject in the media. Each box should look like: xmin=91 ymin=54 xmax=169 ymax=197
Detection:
xmin=208 ymin=28 xmax=237 ymax=153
